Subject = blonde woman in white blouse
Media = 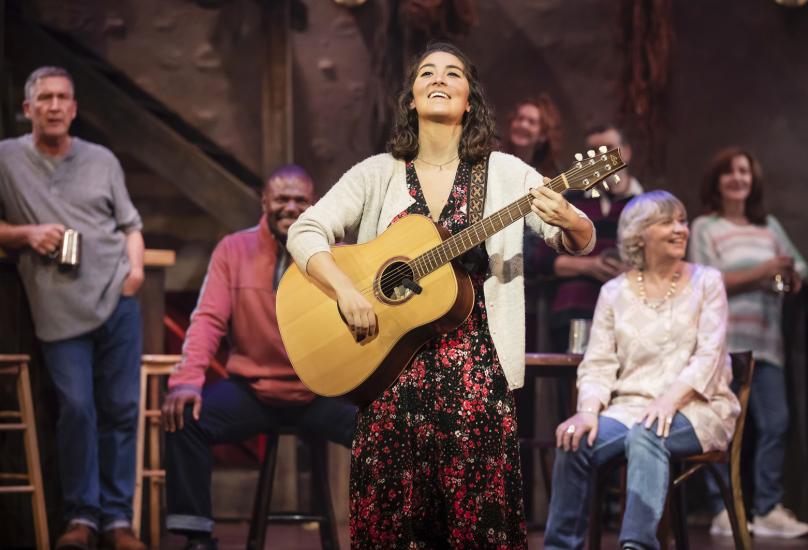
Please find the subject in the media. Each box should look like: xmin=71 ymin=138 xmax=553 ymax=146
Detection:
xmin=544 ymin=190 xmax=740 ymax=550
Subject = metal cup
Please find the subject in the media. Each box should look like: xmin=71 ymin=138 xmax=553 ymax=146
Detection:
xmin=57 ymin=229 xmax=81 ymax=268
xmin=773 ymin=272 xmax=792 ymax=294
xmin=568 ymin=318 xmax=592 ymax=354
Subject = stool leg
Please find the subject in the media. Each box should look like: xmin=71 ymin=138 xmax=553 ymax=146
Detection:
xmin=132 ymin=364 xmax=148 ymax=535
xmin=19 ymin=361 xmax=50 ymax=550
xmin=310 ymin=438 xmax=339 ymax=550
xmin=148 ymin=374 xmax=163 ymax=548
xmin=248 ymin=432 xmax=279 ymax=550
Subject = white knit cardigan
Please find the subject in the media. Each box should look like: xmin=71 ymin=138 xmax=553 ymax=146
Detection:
xmin=287 ymin=152 xmax=595 ymax=390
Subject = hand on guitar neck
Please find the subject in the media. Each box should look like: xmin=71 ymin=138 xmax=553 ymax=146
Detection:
xmin=529 ymin=179 xmax=594 ymax=252
xmin=305 ymin=250 xmax=378 ymax=342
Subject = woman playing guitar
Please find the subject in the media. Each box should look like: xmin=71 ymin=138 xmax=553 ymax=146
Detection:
xmin=287 ymin=42 xmax=595 ymax=549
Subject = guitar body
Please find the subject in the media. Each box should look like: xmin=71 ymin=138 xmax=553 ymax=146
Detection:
xmin=277 ymin=214 xmax=474 ymax=405
xmin=278 ymin=147 xmax=625 ymax=405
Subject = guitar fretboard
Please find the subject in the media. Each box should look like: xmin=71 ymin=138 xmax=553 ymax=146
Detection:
xmin=407 ymin=151 xmax=621 ymax=280
xmin=410 ymin=193 xmax=532 ymax=279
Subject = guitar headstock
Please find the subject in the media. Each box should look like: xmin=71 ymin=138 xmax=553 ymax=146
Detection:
xmin=553 ymin=146 xmax=626 ymax=195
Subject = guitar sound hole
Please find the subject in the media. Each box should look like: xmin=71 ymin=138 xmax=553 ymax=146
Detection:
xmin=379 ymin=261 xmax=415 ymax=301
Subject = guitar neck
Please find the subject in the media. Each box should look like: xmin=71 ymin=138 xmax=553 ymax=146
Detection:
xmin=410 ymin=174 xmax=570 ymax=280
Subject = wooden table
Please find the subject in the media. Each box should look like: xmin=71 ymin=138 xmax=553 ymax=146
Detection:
xmin=516 ymin=352 xmax=582 ymax=529
xmin=525 ymin=352 xmax=583 ymax=372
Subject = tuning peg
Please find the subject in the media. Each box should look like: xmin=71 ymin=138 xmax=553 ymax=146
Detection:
xmin=587 ymin=150 xmax=596 ymax=158
xmin=598 ymin=145 xmax=608 ymax=154
xmin=613 ymin=175 xmax=621 ymax=184
xmin=602 ymin=181 xmax=610 ymax=191
xmin=574 ymin=153 xmax=583 ymax=161
xmin=591 ymin=189 xmax=600 ymax=198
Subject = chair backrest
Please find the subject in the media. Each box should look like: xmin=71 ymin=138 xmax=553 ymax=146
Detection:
xmin=727 ymin=351 xmax=755 ymax=461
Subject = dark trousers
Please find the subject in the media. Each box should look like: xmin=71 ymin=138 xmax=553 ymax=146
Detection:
xmin=165 ymin=377 xmax=357 ymax=533
xmin=40 ymin=296 xmax=143 ymax=530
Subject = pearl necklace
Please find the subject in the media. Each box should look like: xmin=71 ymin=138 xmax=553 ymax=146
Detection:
xmin=414 ymin=154 xmax=459 ymax=171
xmin=637 ymin=269 xmax=681 ymax=310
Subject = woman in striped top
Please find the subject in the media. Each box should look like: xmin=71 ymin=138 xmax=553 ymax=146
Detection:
xmin=689 ymin=147 xmax=808 ymax=539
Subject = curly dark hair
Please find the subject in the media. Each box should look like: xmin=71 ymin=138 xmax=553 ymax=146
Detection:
xmin=700 ymin=147 xmax=767 ymax=226
xmin=387 ymin=41 xmax=496 ymax=164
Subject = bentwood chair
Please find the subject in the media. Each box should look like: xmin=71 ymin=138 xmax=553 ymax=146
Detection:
xmin=588 ymin=351 xmax=755 ymax=550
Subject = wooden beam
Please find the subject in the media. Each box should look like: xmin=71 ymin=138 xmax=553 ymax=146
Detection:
xmin=262 ymin=0 xmax=293 ymax=175
xmin=7 ymin=16 xmax=261 ymax=232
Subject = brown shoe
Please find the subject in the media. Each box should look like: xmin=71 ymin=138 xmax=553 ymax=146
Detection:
xmin=56 ymin=523 xmax=97 ymax=550
xmin=100 ymin=528 xmax=147 ymax=550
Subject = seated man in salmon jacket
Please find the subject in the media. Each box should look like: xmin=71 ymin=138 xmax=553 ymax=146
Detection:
xmin=161 ymin=165 xmax=356 ymax=550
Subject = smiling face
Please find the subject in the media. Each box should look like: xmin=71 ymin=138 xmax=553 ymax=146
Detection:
xmin=262 ymin=173 xmax=314 ymax=242
xmin=23 ymin=76 xmax=77 ymax=143
xmin=641 ymin=207 xmax=690 ymax=263
xmin=409 ymin=51 xmax=471 ymax=125
xmin=718 ymin=154 xmax=754 ymax=207
xmin=508 ymin=103 xmax=543 ymax=149
xmin=585 ymin=127 xmax=632 ymax=194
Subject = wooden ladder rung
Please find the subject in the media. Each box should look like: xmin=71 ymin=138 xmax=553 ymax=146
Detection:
xmin=0 ymin=485 xmax=34 ymax=494
xmin=0 ymin=411 xmax=23 ymax=419
xmin=0 ymin=423 xmax=27 ymax=431
xmin=143 ymin=469 xmax=165 ymax=478
xmin=0 ymin=366 xmax=22 ymax=375
xmin=0 ymin=473 xmax=30 ymax=481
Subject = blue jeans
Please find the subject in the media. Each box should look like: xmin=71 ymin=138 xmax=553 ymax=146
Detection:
xmin=40 ymin=296 xmax=143 ymax=530
xmin=707 ymin=359 xmax=788 ymax=516
xmin=544 ymin=414 xmax=702 ymax=550
xmin=165 ymin=377 xmax=357 ymax=533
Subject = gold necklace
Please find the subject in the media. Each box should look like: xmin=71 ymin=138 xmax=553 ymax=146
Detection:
xmin=637 ymin=269 xmax=681 ymax=310
xmin=414 ymin=154 xmax=459 ymax=171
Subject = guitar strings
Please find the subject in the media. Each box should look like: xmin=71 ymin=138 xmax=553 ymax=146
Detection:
xmin=351 ymin=157 xmax=619 ymax=297
xmin=355 ymin=158 xmax=615 ymax=297
xmin=362 ymin=158 xmax=612 ymax=295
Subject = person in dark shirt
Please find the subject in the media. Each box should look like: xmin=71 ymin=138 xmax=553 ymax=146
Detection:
xmin=526 ymin=124 xmax=642 ymax=353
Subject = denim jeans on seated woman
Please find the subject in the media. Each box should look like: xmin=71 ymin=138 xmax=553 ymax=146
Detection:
xmin=544 ymin=414 xmax=702 ymax=550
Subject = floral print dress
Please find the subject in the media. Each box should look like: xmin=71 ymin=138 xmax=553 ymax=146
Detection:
xmin=349 ymin=160 xmax=528 ymax=549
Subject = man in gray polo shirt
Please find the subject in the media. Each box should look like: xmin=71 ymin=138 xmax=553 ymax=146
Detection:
xmin=0 ymin=66 xmax=146 ymax=550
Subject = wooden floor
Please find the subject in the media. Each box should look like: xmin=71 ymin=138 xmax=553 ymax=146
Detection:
xmin=160 ymin=521 xmax=808 ymax=549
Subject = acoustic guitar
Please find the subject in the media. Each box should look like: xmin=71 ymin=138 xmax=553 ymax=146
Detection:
xmin=277 ymin=148 xmax=625 ymax=404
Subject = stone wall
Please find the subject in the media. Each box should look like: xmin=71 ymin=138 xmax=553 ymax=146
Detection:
xmin=27 ymin=1 xmax=808 ymax=288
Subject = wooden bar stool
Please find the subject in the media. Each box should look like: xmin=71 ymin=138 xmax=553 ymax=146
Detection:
xmin=132 ymin=354 xmax=181 ymax=549
xmin=0 ymin=354 xmax=49 ymax=549
xmin=247 ymin=428 xmax=340 ymax=550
